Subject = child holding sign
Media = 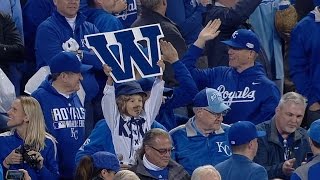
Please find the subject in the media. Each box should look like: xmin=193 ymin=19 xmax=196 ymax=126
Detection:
xmin=101 ymin=61 xmax=165 ymax=167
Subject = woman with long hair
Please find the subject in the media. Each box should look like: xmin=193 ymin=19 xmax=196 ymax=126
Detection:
xmin=0 ymin=96 xmax=59 ymax=180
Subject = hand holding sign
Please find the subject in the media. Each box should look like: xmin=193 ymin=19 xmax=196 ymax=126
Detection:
xmin=103 ymin=64 xmax=114 ymax=85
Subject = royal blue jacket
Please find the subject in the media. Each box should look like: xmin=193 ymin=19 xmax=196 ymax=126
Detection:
xmin=289 ymin=9 xmax=320 ymax=106
xmin=0 ymin=131 xmax=59 ymax=180
xmin=215 ymin=154 xmax=268 ymax=180
xmin=291 ymin=154 xmax=320 ymax=180
xmin=35 ymin=10 xmax=101 ymax=101
xmin=75 ymin=119 xmax=167 ymax=165
xmin=22 ymin=0 xmax=55 ymax=62
xmin=84 ymin=8 xmax=123 ymax=32
xmin=31 ymin=76 xmax=86 ymax=179
xmin=182 ymin=45 xmax=280 ymax=125
xmin=166 ymin=0 xmax=206 ymax=45
xmin=155 ymin=61 xmax=198 ymax=130
xmin=170 ymin=117 xmax=231 ymax=174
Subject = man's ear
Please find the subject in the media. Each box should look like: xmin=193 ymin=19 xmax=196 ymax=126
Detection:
xmin=53 ymin=0 xmax=58 ymax=6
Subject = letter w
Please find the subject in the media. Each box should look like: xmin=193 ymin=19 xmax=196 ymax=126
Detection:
xmin=85 ymin=24 xmax=164 ymax=83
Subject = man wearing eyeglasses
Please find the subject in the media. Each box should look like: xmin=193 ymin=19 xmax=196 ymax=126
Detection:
xmin=170 ymin=88 xmax=231 ymax=175
xmin=130 ymin=128 xmax=190 ymax=180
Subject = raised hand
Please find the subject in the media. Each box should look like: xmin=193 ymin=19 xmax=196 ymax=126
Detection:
xmin=103 ymin=64 xmax=114 ymax=85
xmin=113 ymin=0 xmax=128 ymax=13
xmin=194 ymin=19 xmax=221 ymax=48
xmin=160 ymin=40 xmax=179 ymax=64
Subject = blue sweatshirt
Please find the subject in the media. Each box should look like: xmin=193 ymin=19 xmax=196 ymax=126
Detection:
xmin=155 ymin=61 xmax=198 ymax=130
xmin=35 ymin=10 xmax=101 ymax=101
xmin=182 ymin=45 xmax=280 ymax=125
xmin=289 ymin=9 xmax=320 ymax=106
xmin=166 ymin=0 xmax=206 ymax=45
xmin=22 ymin=0 xmax=55 ymax=62
xmin=84 ymin=8 xmax=123 ymax=32
xmin=31 ymin=76 xmax=86 ymax=179
xmin=0 ymin=131 xmax=59 ymax=180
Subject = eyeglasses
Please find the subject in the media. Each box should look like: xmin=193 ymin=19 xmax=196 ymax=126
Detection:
xmin=201 ymin=108 xmax=226 ymax=118
xmin=147 ymin=145 xmax=174 ymax=155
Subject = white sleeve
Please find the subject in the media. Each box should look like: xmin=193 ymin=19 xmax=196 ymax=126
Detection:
xmin=101 ymin=84 xmax=119 ymax=131
xmin=144 ymin=78 xmax=165 ymax=124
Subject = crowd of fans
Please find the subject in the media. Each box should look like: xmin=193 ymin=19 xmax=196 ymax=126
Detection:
xmin=1 ymin=0 xmax=320 ymax=179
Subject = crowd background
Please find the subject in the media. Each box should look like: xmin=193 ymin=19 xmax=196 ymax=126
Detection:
xmin=1 ymin=0 xmax=320 ymax=179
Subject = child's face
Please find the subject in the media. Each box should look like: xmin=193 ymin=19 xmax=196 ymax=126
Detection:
xmin=126 ymin=94 xmax=143 ymax=117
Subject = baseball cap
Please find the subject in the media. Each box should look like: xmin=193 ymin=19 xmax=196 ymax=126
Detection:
xmin=115 ymin=81 xmax=147 ymax=97
xmin=49 ymin=51 xmax=92 ymax=74
xmin=314 ymin=0 xmax=320 ymax=6
xmin=228 ymin=121 xmax=266 ymax=146
xmin=92 ymin=151 xmax=120 ymax=173
xmin=193 ymin=88 xmax=230 ymax=114
xmin=308 ymin=119 xmax=320 ymax=144
xmin=222 ymin=29 xmax=260 ymax=53
xmin=137 ymin=77 xmax=173 ymax=97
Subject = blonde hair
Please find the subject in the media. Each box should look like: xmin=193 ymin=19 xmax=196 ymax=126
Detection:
xmin=18 ymin=96 xmax=55 ymax=151
xmin=116 ymin=94 xmax=147 ymax=115
xmin=114 ymin=170 xmax=140 ymax=180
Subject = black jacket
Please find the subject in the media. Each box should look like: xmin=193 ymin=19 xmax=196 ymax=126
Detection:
xmin=131 ymin=7 xmax=187 ymax=87
xmin=204 ymin=0 xmax=262 ymax=68
xmin=0 ymin=12 xmax=24 ymax=64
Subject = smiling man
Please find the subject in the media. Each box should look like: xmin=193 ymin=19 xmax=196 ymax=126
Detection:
xmin=32 ymin=51 xmax=92 ymax=179
xmin=181 ymin=22 xmax=280 ymax=125
xmin=131 ymin=128 xmax=190 ymax=180
xmin=170 ymin=88 xmax=231 ymax=174
xmin=254 ymin=92 xmax=311 ymax=180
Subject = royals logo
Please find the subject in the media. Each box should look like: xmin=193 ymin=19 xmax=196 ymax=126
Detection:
xmin=217 ymin=85 xmax=256 ymax=106
xmin=85 ymin=24 xmax=164 ymax=83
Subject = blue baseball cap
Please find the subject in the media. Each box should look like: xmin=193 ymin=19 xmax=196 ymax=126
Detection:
xmin=92 ymin=151 xmax=120 ymax=172
xmin=229 ymin=121 xmax=266 ymax=146
xmin=137 ymin=77 xmax=173 ymax=97
xmin=308 ymin=119 xmax=320 ymax=144
xmin=314 ymin=0 xmax=320 ymax=6
xmin=115 ymin=81 xmax=147 ymax=97
xmin=222 ymin=29 xmax=260 ymax=53
xmin=49 ymin=51 xmax=92 ymax=74
xmin=193 ymin=88 xmax=230 ymax=114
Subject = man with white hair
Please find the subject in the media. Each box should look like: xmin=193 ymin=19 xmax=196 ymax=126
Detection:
xmin=191 ymin=165 xmax=221 ymax=180
xmin=170 ymin=88 xmax=231 ymax=174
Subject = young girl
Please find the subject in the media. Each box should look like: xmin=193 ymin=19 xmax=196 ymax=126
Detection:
xmin=101 ymin=61 xmax=164 ymax=166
